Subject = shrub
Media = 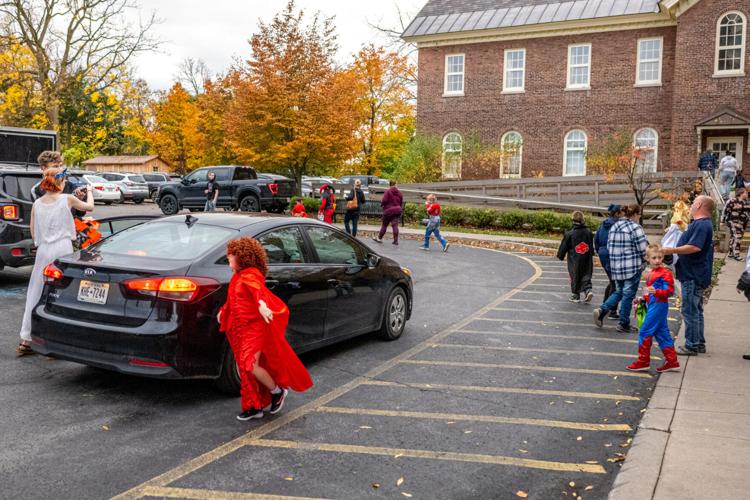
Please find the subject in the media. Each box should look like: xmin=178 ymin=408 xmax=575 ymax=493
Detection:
xmin=497 ymin=209 xmax=526 ymax=230
xmin=440 ymin=205 xmax=471 ymax=226
xmin=289 ymin=196 xmax=321 ymax=213
xmin=528 ymin=211 xmax=559 ymax=232
xmin=467 ymin=208 xmax=498 ymax=228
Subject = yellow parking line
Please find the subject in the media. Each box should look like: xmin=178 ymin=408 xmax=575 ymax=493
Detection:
xmin=111 ymin=252 xmax=544 ymax=499
xmin=491 ymin=307 xmax=592 ymax=316
xmin=476 ymin=317 xmax=603 ymax=328
xmin=525 ymin=283 xmax=609 ymax=287
xmin=456 ymin=329 xmax=638 ymax=344
xmin=431 ymin=343 xmax=661 ymax=360
xmin=360 ymin=379 xmax=640 ymax=401
xmin=140 ymin=486 xmax=327 ymax=500
xmin=400 ymin=359 xmax=652 ymax=378
xmin=316 ymin=406 xmax=632 ymax=432
xmin=246 ymin=439 xmax=607 ymax=474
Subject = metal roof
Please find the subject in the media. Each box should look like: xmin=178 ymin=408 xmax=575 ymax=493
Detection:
xmin=402 ymin=0 xmax=662 ymax=38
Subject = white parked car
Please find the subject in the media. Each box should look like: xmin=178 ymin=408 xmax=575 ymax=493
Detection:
xmin=82 ymin=174 xmax=120 ymax=205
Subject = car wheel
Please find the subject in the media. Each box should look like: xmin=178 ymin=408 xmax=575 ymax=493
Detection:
xmin=159 ymin=194 xmax=179 ymax=215
xmin=134 ymin=198 xmax=144 ymax=205
xmin=103 ymin=201 xmax=113 ymax=205
xmin=150 ymin=190 xmax=158 ymax=201
xmin=239 ymin=195 xmax=260 ymax=212
xmin=378 ymin=287 xmax=407 ymax=340
xmin=214 ymin=342 xmax=241 ymax=395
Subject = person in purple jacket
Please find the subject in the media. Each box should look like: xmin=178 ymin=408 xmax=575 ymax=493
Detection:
xmin=373 ymin=180 xmax=403 ymax=245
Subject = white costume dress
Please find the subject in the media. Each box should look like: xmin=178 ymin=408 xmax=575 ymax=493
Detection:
xmin=19 ymin=195 xmax=76 ymax=342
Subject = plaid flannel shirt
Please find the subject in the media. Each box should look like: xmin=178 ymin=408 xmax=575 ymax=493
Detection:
xmin=607 ymin=219 xmax=648 ymax=280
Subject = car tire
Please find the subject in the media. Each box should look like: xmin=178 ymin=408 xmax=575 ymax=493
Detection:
xmin=134 ymin=198 xmax=144 ymax=205
xmin=214 ymin=342 xmax=241 ymax=395
xmin=378 ymin=287 xmax=407 ymax=341
xmin=103 ymin=201 xmax=113 ymax=205
xmin=150 ymin=190 xmax=158 ymax=202
xmin=239 ymin=195 xmax=260 ymax=213
xmin=159 ymin=194 xmax=179 ymax=215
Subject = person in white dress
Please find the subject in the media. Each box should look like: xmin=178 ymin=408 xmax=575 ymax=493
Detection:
xmin=16 ymin=167 xmax=95 ymax=356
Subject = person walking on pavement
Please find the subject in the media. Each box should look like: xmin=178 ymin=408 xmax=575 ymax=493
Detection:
xmin=558 ymin=211 xmax=594 ymax=303
xmin=627 ymin=244 xmax=680 ymax=373
xmin=719 ymin=151 xmax=738 ymax=199
xmin=17 ymin=167 xmax=95 ymax=356
xmin=698 ymin=149 xmax=718 ymax=179
xmin=217 ymin=237 xmax=313 ymax=421
xmin=723 ymin=188 xmax=749 ymax=261
xmin=595 ymin=204 xmax=622 ymax=316
xmin=344 ymin=179 xmax=366 ymax=236
xmin=373 ymin=180 xmax=403 ymax=245
xmin=419 ymin=194 xmax=450 ymax=252
xmin=318 ymin=184 xmax=335 ymax=224
xmin=663 ymin=195 xmax=714 ymax=355
xmin=593 ymin=204 xmax=648 ymax=333
xmin=204 ymin=171 xmax=219 ymax=212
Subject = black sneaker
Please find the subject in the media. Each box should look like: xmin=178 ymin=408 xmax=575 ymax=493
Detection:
xmin=607 ymin=310 xmax=620 ymax=320
xmin=583 ymin=290 xmax=594 ymax=303
xmin=676 ymin=346 xmax=698 ymax=356
xmin=593 ymin=309 xmax=604 ymax=328
xmin=742 ymin=354 xmax=750 ymax=360
xmin=569 ymin=294 xmax=580 ymax=303
xmin=237 ymin=408 xmax=264 ymax=421
xmin=269 ymin=388 xmax=288 ymax=415
xmin=616 ymin=323 xmax=636 ymax=333
xmin=697 ymin=345 xmax=706 ymax=354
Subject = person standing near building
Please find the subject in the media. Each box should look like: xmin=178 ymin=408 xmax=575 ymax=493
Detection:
xmin=204 ymin=171 xmax=219 ymax=212
xmin=344 ymin=179 xmax=365 ymax=236
xmin=719 ymin=151 xmax=738 ymax=199
xmin=662 ymin=195 xmax=715 ymax=355
xmin=595 ymin=204 xmax=621 ymax=317
xmin=698 ymin=149 xmax=718 ymax=178
xmin=593 ymin=204 xmax=648 ymax=333
xmin=17 ymin=167 xmax=95 ymax=356
xmin=722 ymin=188 xmax=749 ymax=261
xmin=372 ymin=180 xmax=403 ymax=245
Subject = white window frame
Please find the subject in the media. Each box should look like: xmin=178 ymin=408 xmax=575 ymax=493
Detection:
xmin=443 ymin=53 xmax=465 ymax=96
xmin=502 ymin=48 xmax=526 ymax=93
xmin=714 ymin=11 xmax=747 ymax=77
xmin=500 ymin=131 xmax=523 ymax=178
xmin=563 ymin=129 xmax=587 ymax=176
xmin=442 ymin=132 xmax=463 ymax=179
xmin=633 ymin=128 xmax=659 ymax=173
xmin=566 ymin=43 xmax=591 ymax=90
xmin=635 ymin=37 xmax=663 ymax=86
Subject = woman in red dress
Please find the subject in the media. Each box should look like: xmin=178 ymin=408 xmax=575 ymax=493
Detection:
xmin=218 ymin=237 xmax=313 ymax=421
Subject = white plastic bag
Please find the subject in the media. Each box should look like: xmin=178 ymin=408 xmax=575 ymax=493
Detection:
xmin=661 ymin=223 xmax=683 ymax=265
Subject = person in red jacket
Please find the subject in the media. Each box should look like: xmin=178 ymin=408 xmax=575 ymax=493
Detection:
xmin=627 ymin=244 xmax=680 ymax=373
xmin=218 ymin=237 xmax=313 ymax=421
xmin=291 ymin=199 xmax=308 ymax=218
xmin=419 ymin=194 xmax=449 ymax=251
xmin=318 ymin=184 xmax=335 ymax=223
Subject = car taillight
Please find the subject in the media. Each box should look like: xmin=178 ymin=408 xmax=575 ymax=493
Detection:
xmin=269 ymin=183 xmax=279 ymax=195
xmin=124 ymin=181 xmax=135 ymax=186
xmin=43 ymin=263 xmax=64 ymax=282
xmin=2 ymin=204 xmax=19 ymax=220
xmin=123 ymin=276 xmax=219 ymax=302
xmin=95 ymin=186 xmax=104 ymax=191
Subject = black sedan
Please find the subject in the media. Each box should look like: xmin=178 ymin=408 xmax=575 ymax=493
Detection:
xmin=30 ymin=214 xmax=413 ymax=394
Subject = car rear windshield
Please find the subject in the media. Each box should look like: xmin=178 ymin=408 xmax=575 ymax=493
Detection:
xmin=142 ymin=174 xmax=165 ymax=182
xmin=128 ymin=175 xmax=146 ymax=183
xmin=85 ymin=175 xmax=108 ymax=183
xmin=94 ymin=221 xmax=236 ymax=260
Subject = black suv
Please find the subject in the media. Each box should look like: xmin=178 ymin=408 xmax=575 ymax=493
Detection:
xmin=0 ymin=165 xmax=40 ymax=269
xmin=156 ymin=166 xmax=295 ymax=215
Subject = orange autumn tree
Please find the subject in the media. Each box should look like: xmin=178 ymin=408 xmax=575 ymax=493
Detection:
xmin=150 ymin=83 xmax=203 ymax=174
xmin=352 ymin=45 xmax=415 ymax=176
xmin=225 ymin=0 xmax=360 ymax=193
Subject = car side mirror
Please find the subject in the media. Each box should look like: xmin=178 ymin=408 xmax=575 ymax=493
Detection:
xmin=180 ymin=178 xmax=189 ymax=185
xmin=366 ymin=253 xmax=380 ymax=269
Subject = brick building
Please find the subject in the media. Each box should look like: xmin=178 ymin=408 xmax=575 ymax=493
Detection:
xmin=403 ymin=0 xmax=750 ymax=179
xmin=82 ymin=155 xmax=171 ymax=174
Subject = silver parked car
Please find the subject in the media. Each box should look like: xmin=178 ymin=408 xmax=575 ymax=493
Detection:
xmin=100 ymin=172 xmax=150 ymax=204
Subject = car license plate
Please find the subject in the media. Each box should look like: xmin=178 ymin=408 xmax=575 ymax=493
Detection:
xmin=78 ymin=280 xmax=109 ymax=304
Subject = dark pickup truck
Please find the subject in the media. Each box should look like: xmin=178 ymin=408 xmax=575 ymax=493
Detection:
xmin=156 ymin=165 xmax=295 ymax=215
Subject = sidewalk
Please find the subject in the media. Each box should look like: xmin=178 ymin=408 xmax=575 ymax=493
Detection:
xmin=610 ymin=256 xmax=750 ymax=500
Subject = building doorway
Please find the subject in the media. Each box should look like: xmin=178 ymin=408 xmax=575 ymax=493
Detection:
xmin=707 ymin=136 xmax=743 ymax=169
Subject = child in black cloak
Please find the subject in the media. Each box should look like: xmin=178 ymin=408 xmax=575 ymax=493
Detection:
xmin=557 ymin=211 xmax=594 ymax=303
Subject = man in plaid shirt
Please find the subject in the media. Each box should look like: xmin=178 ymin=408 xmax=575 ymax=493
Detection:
xmin=594 ymin=204 xmax=648 ymax=332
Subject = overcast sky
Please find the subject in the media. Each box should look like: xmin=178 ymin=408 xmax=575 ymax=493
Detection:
xmin=131 ymin=0 xmax=422 ymax=90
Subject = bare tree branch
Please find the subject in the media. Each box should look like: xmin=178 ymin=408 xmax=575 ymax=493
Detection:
xmin=176 ymin=57 xmax=211 ymax=95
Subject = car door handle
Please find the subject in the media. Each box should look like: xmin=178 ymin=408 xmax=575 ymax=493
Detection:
xmin=265 ymin=279 xmax=279 ymax=289
xmin=286 ymin=281 xmax=301 ymax=289
xmin=327 ymin=279 xmax=340 ymax=287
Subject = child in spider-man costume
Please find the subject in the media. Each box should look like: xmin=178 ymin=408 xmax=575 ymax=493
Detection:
xmin=627 ymin=244 xmax=680 ymax=373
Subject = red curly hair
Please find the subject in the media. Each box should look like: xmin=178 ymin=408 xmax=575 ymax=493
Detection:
xmin=39 ymin=167 xmax=65 ymax=193
xmin=227 ymin=237 xmax=268 ymax=276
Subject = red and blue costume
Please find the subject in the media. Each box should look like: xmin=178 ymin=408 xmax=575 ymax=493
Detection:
xmin=627 ymin=266 xmax=680 ymax=372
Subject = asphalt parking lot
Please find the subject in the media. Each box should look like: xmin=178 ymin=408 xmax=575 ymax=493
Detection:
xmin=0 ymin=202 xmax=665 ymax=499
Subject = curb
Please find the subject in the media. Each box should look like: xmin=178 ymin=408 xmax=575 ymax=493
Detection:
xmin=607 ymin=357 xmax=688 ymax=500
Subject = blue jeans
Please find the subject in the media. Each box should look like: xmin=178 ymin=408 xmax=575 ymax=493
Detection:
xmin=423 ymin=226 xmax=447 ymax=249
xmin=601 ymin=272 xmax=642 ymax=327
xmin=680 ymin=279 xmax=705 ymax=350
xmin=204 ymin=200 xmax=215 ymax=212
xmin=719 ymin=170 xmax=735 ymax=198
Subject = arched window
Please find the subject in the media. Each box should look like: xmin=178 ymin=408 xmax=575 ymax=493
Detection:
xmin=563 ymin=130 xmax=587 ymax=176
xmin=442 ymin=132 xmax=462 ymax=179
xmin=500 ymin=131 xmax=523 ymax=178
xmin=634 ymin=128 xmax=658 ymax=173
xmin=716 ymin=12 xmax=746 ymax=76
